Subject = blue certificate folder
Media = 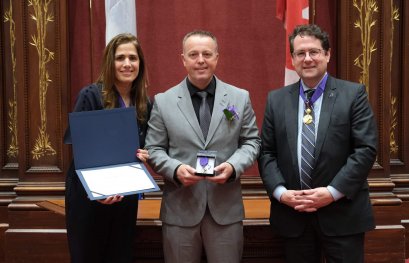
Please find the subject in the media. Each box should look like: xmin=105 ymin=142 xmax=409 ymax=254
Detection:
xmin=68 ymin=107 xmax=159 ymax=200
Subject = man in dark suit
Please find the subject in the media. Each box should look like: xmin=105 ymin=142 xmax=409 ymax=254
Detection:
xmin=258 ymin=24 xmax=377 ymax=262
xmin=145 ymin=30 xmax=261 ymax=263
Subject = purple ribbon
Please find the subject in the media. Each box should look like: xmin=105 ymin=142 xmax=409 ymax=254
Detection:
xmin=199 ymin=157 xmax=209 ymax=167
xmin=299 ymin=74 xmax=328 ymax=107
xmin=118 ymin=96 xmax=126 ymax=108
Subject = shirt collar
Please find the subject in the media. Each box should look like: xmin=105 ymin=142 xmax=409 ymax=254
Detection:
xmin=301 ymin=72 xmax=328 ymax=92
xmin=186 ymin=77 xmax=216 ymax=97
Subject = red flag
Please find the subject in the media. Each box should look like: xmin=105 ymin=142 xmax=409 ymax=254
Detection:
xmin=276 ymin=0 xmax=286 ymax=21
xmin=277 ymin=0 xmax=309 ymax=85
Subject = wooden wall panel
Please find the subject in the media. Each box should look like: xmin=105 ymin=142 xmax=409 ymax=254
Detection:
xmin=389 ymin=2 xmax=409 ymax=259
xmin=1 ymin=0 xmax=15 ymax=169
xmin=337 ymin=0 xmax=409 ymax=257
xmin=0 ymin=0 xmax=69 ymax=182
xmin=5 ymin=230 xmax=69 ymax=263
xmin=0 ymin=1 xmax=22 ymax=260
xmin=338 ymin=0 xmax=389 ymax=177
xmin=1 ymin=0 xmax=69 ymax=260
xmin=388 ymin=0 xmax=409 ymax=174
xmin=338 ymin=0 xmax=409 ymax=176
xmin=365 ymin=225 xmax=405 ymax=263
xmin=1 ymin=0 xmax=21 ymax=196
xmin=389 ymin=2 xmax=409 ymax=227
xmin=21 ymin=0 xmax=69 ymax=179
xmin=337 ymin=0 xmax=408 ymax=211
xmin=1 ymin=0 xmax=20 ymax=175
xmin=3 ymin=206 xmax=405 ymax=263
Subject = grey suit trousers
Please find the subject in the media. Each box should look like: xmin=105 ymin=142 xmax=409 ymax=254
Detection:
xmin=162 ymin=208 xmax=243 ymax=263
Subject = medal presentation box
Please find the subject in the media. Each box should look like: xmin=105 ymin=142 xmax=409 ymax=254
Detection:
xmin=195 ymin=150 xmax=217 ymax=176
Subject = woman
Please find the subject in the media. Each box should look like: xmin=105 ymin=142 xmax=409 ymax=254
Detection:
xmin=65 ymin=33 xmax=151 ymax=263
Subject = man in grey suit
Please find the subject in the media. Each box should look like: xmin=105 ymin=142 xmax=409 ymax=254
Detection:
xmin=145 ymin=30 xmax=261 ymax=263
xmin=258 ymin=24 xmax=377 ymax=262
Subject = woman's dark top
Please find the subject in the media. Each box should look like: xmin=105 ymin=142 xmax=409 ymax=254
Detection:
xmin=65 ymin=83 xmax=152 ymax=263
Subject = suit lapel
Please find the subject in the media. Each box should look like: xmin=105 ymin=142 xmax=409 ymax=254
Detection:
xmin=315 ymin=76 xmax=337 ymax=158
xmin=176 ymin=81 xmax=206 ymax=143
xmin=285 ymin=83 xmax=300 ymax=170
xmin=206 ymin=78 xmax=228 ymax=145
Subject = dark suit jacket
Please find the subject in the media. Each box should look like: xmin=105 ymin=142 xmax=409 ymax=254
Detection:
xmin=258 ymin=75 xmax=377 ymax=238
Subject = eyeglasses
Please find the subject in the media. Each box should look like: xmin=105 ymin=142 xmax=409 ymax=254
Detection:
xmin=292 ymin=49 xmax=324 ymax=60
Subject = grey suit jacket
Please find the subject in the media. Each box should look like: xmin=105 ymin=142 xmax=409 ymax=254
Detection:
xmin=146 ymin=76 xmax=261 ymax=227
xmin=258 ymin=75 xmax=377 ymax=237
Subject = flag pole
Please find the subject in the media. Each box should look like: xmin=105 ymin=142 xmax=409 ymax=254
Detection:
xmin=310 ymin=0 xmax=315 ymax=24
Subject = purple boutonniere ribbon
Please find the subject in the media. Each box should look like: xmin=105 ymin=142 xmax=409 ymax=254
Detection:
xmin=223 ymin=105 xmax=239 ymax=122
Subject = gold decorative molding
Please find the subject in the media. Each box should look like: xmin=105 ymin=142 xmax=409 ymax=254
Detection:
xmin=3 ymin=0 xmax=19 ymax=158
xmin=353 ymin=0 xmax=378 ymax=95
xmin=28 ymin=0 xmax=56 ymax=160
xmin=389 ymin=1 xmax=399 ymax=154
xmin=390 ymin=96 xmax=398 ymax=154
xmin=389 ymin=2 xmax=399 ymax=73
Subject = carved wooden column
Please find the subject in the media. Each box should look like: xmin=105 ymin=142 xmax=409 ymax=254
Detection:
xmin=1 ymin=0 xmax=69 ymax=201
xmin=1 ymin=0 xmax=24 ymax=261
xmin=388 ymin=0 xmax=409 ymax=257
xmin=0 ymin=0 xmax=22 ymax=217
xmin=337 ymin=0 xmax=407 ymax=261
xmin=1 ymin=0 xmax=69 ymax=261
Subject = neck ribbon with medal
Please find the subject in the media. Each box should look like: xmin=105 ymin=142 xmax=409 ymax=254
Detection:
xmin=299 ymin=74 xmax=328 ymax=125
xmin=302 ymin=90 xmax=315 ymax=125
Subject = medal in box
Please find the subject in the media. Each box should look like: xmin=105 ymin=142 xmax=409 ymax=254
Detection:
xmin=195 ymin=150 xmax=217 ymax=176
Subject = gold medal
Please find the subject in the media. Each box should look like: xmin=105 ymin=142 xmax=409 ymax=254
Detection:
xmin=303 ymin=107 xmax=313 ymax=124
xmin=303 ymin=114 xmax=313 ymax=124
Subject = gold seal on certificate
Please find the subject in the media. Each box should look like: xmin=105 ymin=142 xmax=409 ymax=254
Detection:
xmin=195 ymin=150 xmax=217 ymax=176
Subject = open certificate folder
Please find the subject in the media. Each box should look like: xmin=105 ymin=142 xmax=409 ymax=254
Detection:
xmin=68 ymin=107 xmax=159 ymax=200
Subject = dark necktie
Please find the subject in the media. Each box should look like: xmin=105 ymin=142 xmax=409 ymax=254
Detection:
xmin=301 ymin=89 xmax=315 ymax=189
xmin=197 ymin=91 xmax=211 ymax=140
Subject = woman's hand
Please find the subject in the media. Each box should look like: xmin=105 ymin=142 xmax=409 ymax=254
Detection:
xmin=136 ymin=149 xmax=149 ymax=163
xmin=97 ymin=195 xmax=124 ymax=205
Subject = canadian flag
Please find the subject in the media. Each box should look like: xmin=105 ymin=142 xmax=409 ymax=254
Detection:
xmin=276 ymin=0 xmax=309 ymax=85
xmin=105 ymin=0 xmax=137 ymax=45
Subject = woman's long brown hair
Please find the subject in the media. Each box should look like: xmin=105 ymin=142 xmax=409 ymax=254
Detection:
xmin=97 ymin=33 xmax=149 ymax=123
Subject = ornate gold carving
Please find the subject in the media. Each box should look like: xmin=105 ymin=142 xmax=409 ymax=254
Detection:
xmin=390 ymin=2 xmax=399 ymax=72
xmin=389 ymin=1 xmax=399 ymax=154
xmin=28 ymin=0 xmax=56 ymax=160
xmin=353 ymin=0 xmax=378 ymax=94
xmin=390 ymin=96 xmax=398 ymax=154
xmin=4 ymin=0 xmax=19 ymax=158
